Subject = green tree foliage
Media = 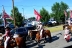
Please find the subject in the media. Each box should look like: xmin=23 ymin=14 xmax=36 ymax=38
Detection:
xmin=50 ymin=13 xmax=55 ymax=18
xmin=60 ymin=1 xmax=69 ymax=22
xmin=51 ymin=1 xmax=69 ymax=23
xmin=51 ymin=2 xmax=61 ymax=22
xmin=0 ymin=13 xmax=2 ymax=24
xmin=40 ymin=7 xmax=50 ymax=22
xmin=28 ymin=17 xmax=36 ymax=21
xmin=0 ymin=13 xmax=2 ymax=18
xmin=11 ymin=6 xmax=23 ymax=26
xmin=67 ymin=11 xmax=70 ymax=18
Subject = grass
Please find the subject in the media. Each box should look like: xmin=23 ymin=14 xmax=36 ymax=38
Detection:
xmin=44 ymin=25 xmax=63 ymax=33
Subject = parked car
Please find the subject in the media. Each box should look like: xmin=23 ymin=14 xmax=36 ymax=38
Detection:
xmin=31 ymin=21 xmax=39 ymax=26
xmin=0 ymin=25 xmax=5 ymax=34
xmin=10 ymin=27 xmax=28 ymax=36
xmin=6 ymin=24 xmax=15 ymax=29
xmin=48 ymin=20 xmax=57 ymax=26
xmin=24 ymin=23 xmax=36 ymax=30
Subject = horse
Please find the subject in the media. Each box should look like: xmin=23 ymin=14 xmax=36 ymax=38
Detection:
xmin=35 ymin=29 xmax=52 ymax=44
xmin=63 ymin=24 xmax=69 ymax=30
xmin=0 ymin=38 xmax=4 ymax=48
xmin=13 ymin=34 xmax=27 ymax=48
xmin=28 ymin=30 xmax=38 ymax=40
xmin=0 ymin=36 xmax=16 ymax=48
xmin=0 ymin=33 xmax=27 ymax=48
xmin=67 ymin=25 xmax=72 ymax=35
xmin=63 ymin=24 xmax=72 ymax=35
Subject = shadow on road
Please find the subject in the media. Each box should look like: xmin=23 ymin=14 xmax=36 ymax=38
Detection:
xmin=26 ymin=35 xmax=60 ymax=48
xmin=51 ymin=36 xmax=60 ymax=42
xmin=27 ymin=42 xmax=45 ymax=48
xmin=69 ymin=37 xmax=72 ymax=42
xmin=26 ymin=40 xmax=33 ymax=44
xmin=38 ymin=35 xmax=60 ymax=43
xmin=31 ymin=44 xmax=45 ymax=48
xmin=26 ymin=40 xmax=37 ymax=47
xmin=56 ymin=32 xmax=62 ymax=35
xmin=63 ymin=45 xmax=72 ymax=48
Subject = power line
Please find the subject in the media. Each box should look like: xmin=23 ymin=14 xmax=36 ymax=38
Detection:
xmin=0 ymin=5 xmax=52 ymax=7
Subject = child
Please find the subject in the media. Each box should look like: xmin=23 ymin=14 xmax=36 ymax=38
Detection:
xmin=64 ymin=27 xmax=70 ymax=42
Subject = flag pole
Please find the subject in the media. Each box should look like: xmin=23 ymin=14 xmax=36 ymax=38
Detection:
xmin=2 ymin=5 xmax=6 ymax=27
xmin=12 ymin=0 xmax=16 ymax=28
xmin=64 ymin=10 xmax=67 ymax=24
xmin=65 ymin=15 xmax=66 ymax=24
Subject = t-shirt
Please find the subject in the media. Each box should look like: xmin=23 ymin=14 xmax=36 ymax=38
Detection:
xmin=4 ymin=30 xmax=11 ymax=37
xmin=68 ymin=20 xmax=70 ymax=25
xmin=37 ymin=24 xmax=43 ymax=31
xmin=64 ymin=29 xmax=69 ymax=34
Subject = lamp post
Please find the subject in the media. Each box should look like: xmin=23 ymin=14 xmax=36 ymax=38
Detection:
xmin=22 ymin=8 xmax=25 ymax=20
xmin=22 ymin=8 xmax=24 ymax=16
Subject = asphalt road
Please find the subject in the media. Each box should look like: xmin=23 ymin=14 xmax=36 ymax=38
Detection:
xmin=0 ymin=30 xmax=72 ymax=48
xmin=26 ymin=30 xmax=72 ymax=48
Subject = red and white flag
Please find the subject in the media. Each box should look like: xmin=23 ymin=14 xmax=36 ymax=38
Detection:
xmin=64 ymin=10 xmax=67 ymax=17
xmin=3 ymin=18 xmax=7 ymax=27
xmin=2 ymin=8 xmax=13 ymax=27
xmin=2 ymin=10 xmax=13 ymax=20
xmin=70 ymin=10 xmax=72 ymax=18
xmin=34 ymin=9 xmax=42 ymax=21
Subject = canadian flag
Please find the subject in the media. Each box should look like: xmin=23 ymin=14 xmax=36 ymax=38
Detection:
xmin=34 ymin=9 xmax=42 ymax=21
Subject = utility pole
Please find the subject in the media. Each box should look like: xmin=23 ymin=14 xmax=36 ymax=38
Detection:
xmin=12 ymin=0 xmax=16 ymax=27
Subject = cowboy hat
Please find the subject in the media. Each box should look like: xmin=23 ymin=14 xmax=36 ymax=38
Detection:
xmin=5 ymin=26 xmax=11 ymax=30
xmin=71 ymin=22 xmax=72 ymax=23
xmin=65 ymin=27 xmax=68 ymax=29
xmin=39 ymin=22 xmax=42 ymax=23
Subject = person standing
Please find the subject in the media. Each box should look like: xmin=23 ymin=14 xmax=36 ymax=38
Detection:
xmin=64 ymin=27 xmax=70 ymax=42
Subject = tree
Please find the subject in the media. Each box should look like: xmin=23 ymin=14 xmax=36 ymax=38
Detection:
xmin=50 ymin=13 xmax=55 ymax=18
xmin=0 ymin=13 xmax=2 ymax=18
xmin=28 ymin=17 xmax=36 ymax=21
xmin=51 ymin=2 xmax=61 ymax=22
xmin=51 ymin=2 xmax=69 ymax=23
xmin=11 ymin=6 xmax=23 ymax=26
xmin=0 ymin=13 xmax=2 ymax=24
xmin=40 ymin=7 xmax=50 ymax=22
xmin=22 ymin=16 xmax=25 ymax=21
xmin=60 ymin=1 xmax=69 ymax=23
xmin=67 ymin=11 xmax=70 ymax=18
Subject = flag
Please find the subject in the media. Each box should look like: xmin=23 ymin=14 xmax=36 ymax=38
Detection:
xmin=2 ymin=8 xmax=13 ymax=27
xmin=3 ymin=18 xmax=7 ymax=27
xmin=2 ymin=10 xmax=13 ymax=20
xmin=70 ymin=10 xmax=72 ymax=18
xmin=34 ymin=9 xmax=42 ymax=21
xmin=64 ymin=10 xmax=67 ymax=17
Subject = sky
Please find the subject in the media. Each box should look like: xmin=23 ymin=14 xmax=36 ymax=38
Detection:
xmin=0 ymin=0 xmax=72 ymax=19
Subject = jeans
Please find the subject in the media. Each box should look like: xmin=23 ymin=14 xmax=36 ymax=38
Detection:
xmin=4 ymin=36 xmax=10 ymax=48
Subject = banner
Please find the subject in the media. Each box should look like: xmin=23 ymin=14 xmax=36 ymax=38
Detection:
xmin=2 ymin=9 xmax=13 ymax=27
xmin=34 ymin=9 xmax=42 ymax=21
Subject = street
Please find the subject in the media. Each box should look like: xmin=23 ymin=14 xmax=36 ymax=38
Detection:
xmin=26 ymin=30 xmax=72 ymax=48
xmin=0 ymin=30 xmax=72 ymax=48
